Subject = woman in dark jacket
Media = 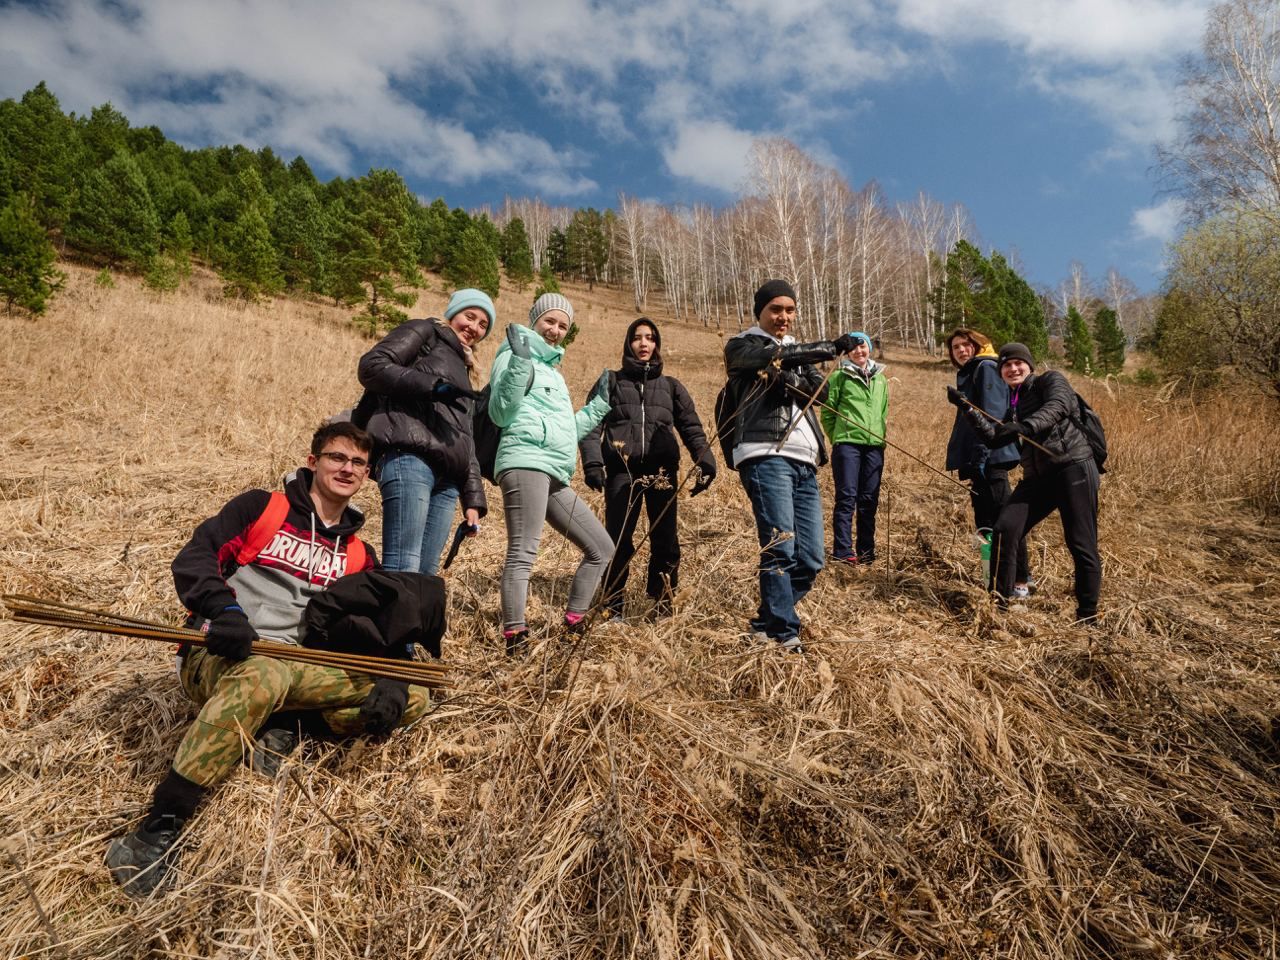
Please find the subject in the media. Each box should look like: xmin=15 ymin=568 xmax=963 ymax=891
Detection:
xmin=356 ymin=289 xmax=491 ymax=575
xmin=951 ymin=342 xmax=1101 ymax=622
xmin=580 ymin=317 xmax=716 ymax=619
xmin=944 ymin=328 xmax=1031 ymax=595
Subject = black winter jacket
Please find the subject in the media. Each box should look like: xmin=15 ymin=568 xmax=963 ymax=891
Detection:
xmin=966 ymin=370 xmax=1093 ymax=480
xmin=722 ymin=329 xmax=841 ymax=467
xmin=357 ymin=319 xmax=486 ymax=516
xmin=581 ymin=319 xmax=713 ymax=476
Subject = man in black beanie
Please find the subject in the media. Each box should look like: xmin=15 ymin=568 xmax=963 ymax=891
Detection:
xmin=721 ymin=280 xmax=859 ymax=652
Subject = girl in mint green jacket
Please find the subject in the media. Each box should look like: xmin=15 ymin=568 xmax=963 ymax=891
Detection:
xmin=819 ymin=332 xmax=888 ymax=564
xmin=489 ymin=293 xmax=613 ymax=653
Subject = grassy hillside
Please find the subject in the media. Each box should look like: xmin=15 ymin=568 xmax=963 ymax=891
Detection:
xmin=1 ymin=265 xmax=1278 ymax=959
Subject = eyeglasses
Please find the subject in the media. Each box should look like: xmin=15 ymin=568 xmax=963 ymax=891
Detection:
xmin=318 ymin=451 xmax=370 ymax=471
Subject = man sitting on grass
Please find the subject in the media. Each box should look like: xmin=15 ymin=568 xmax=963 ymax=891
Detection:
xmin=106 ymin=422 xmax=436 ymax=897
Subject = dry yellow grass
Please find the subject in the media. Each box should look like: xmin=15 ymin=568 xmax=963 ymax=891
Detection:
xmin=1 ymin=264 xmax=1279 ymax=959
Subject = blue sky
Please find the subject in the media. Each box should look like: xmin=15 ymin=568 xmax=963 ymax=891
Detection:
xmin=0 ymin=0 xmax=1207 ymax=292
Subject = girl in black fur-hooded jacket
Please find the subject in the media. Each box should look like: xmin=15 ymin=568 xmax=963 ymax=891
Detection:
xmin=950 ymin=342 xmax=1101 ymax=623
xmin=580 ymin=318 xmax=717 ymax=619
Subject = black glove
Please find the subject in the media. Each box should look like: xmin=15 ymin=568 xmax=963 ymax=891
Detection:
xmin=588 ymin=369 xmax=613 ymax=404
xmin=205 ymin=605 xmax=256 ymax=661
xmin=690 ymin=455 xmax=717 ymax=496
xmin=584 ymin=465 xmax=606 ymax=491
xmin=506 ymin=324 xmax=531 ymax=359
xmin=946 ymin=386 xmax=966 ymax=408
xmin=833 ymin=333 xmax=859 ymax=355
xmin=430 ymin=379 xmax=481 ymax=412
xmin=358 ymin=678 xmax=410 ymax=736
xmin=991 ymin=421 xmax=1028 ymax=446
xmin=328 ymin=613 xmax=385 ymax=651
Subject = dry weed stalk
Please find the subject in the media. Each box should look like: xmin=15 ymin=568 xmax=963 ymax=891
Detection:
xmin=0 ymin=265 xmax=1277 ymax=959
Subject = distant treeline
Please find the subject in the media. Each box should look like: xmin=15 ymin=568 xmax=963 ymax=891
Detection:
xmin=2 ymin=81 xmax=1140 ymax=379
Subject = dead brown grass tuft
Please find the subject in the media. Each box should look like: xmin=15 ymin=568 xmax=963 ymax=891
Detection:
xmin=1 ymin=265 xmax=1278 ymax=958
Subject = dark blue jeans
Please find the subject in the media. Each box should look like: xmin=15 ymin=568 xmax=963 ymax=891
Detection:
xmin=376 ymin=451 xmax=460 ymax=575
xmin=739 ymin=457 xmax=825 ymax=643
xmin=831 ymin=443 xmax=883 ymax=562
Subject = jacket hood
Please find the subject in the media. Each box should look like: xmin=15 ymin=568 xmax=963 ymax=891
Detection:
xmin=839 ymin=357 xmax=885 ymax=382
xmin=622 ymin=317 xmax=663 ymax=377
xmin=958 ymin=353 xmax=997 ymax=378
xmin=283 ymin=467 xmax=367 ymax=539
xmin=734 ymin=324 xmax=792 ymax=345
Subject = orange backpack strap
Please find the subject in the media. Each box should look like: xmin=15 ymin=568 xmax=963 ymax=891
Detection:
xmin=344 ymin=537 xmax=367 ymax=575
xmin=235 ymin=491 xmax=290 ymax=567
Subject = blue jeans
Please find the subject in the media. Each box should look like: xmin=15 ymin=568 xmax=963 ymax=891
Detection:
xmin=739 ymin=457 xmax=825 ymax=643
xmin=831 ymin=443 xmax=883 ymax=562
xmin=377 ymin=451 xmax=460 ymax=575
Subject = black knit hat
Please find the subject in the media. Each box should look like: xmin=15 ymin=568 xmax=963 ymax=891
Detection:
xmin=753 ymin=279 xmax=798 ymax=318
xmin=998 ymin=342 xmax=1035 ymax=370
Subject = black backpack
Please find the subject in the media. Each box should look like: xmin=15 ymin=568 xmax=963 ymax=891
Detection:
xmin=1071 ymin=392 xmax=1108 ymax=474
xmin=713 ymin=379 xmax=743 ymax=471
xmin=472 ymin=369 xmax=535 ymax=484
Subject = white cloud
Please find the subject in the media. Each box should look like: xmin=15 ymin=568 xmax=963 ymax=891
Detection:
xmin=893 ymin=0 xmax=1210 ymax=65
xmin=1131 ymin=197 xmax=1186 ymax=244
xmin=662 ymin=119 xmax=758 ymax=193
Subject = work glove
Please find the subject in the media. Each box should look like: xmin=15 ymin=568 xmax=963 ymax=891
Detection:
xmin=205 ymin=605 xmax=257 ymax=661
xmin=690 ymin=455 xmax=717 ymax=496
xmin=358 ymin=678 xmax=410 ymax=736
xmin=328 ymin=613 xmax=385 ymax=652
xmin=833 ymin=333 xmax=860 ymax=355
xmin=584 ymin=465 xmax=606 ymax=491
xmin=991 ymin=421 xmax=1029 ymax=446
xmin=946 ymin=386 xmax=966 ymax=408
xmin=587 ymin=369 xmax=613 ymax=404
xmin=506 ymin=324 xmax=531 ymax=359
xmin=430 ymin=379 xmax=482 ymax=412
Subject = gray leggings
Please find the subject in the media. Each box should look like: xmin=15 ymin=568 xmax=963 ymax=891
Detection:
xmin=499 ymin=469 xmax=615 ymax=631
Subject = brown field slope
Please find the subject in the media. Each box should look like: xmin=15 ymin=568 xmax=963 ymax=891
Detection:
xmin=2 ymin=265 xmax=1279 ymax=960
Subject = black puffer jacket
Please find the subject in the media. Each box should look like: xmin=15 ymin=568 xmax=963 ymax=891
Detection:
xmin=722 ymin=329 xmax=840 ymax=466
xmin=581 ymin=318 xmax=713 ymax=476
xmin=967 ymin=370 xmax=1093 ymax=480
xmin=357 ymin=319 xmax=486 ymax=516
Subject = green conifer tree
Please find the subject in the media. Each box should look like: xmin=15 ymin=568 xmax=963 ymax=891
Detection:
xmin=416 ymin=198 xmax=450 ymax=271
xmin=1092 ymin=306 xmax=1126 ymax=375
xmin=444 ymin=221 xmax=501 ymax=298
xmin=501 ymin=217 xmax=535 ymax=291
xmin=222 ymin=206 xmax=283 ymax=301
xmin=3 ymin=83 xmax=81 ymax=231
xmin=167 ymin=210 xmax=193 ymax=278
xmin=533 ymin=263 xmax=561 ymax=297
xmin=0 ymin=193 xmax=65 ymax=315
xmin=66 ymin=150 xmax=160 ymax=269
xmin=273 ymin=182 xmax=329 ymax=293
xmin=331 ymin=170 xmax=423 ymax=332
xmin=1063 ymin=305 xmax=1095 ymax=374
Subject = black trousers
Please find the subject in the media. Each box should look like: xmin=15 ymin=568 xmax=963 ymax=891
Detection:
xmin=969 ymin=466 xmax=1030 ymax=584
xmin=992 ymin=459 xmax=1101 ymax=616
xmin=600 ymin=469 xmax=680 ymax=614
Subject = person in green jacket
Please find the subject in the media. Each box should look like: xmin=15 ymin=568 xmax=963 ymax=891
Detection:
xmin=819 ymin=332 xmax=888 ymax=565
xmin=489 ymin=293 xmax=613 ymax=654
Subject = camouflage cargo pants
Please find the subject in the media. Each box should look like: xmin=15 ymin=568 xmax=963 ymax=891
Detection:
xmin=172 ymin=649 xmax=430 ymax=787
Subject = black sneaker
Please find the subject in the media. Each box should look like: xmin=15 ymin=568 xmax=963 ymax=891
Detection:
xmin=250 ymin=727 xmax=300 ymax=779
xmin=105 ymin=814 xmax=184 ymax=898
xmin=504 ymin=628 xmax=529 ymax=656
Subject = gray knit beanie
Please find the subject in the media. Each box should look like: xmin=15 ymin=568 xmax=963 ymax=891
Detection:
xmin=528 ymin=293 xmax=574 ymax=327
